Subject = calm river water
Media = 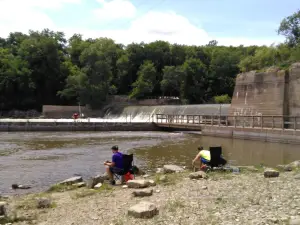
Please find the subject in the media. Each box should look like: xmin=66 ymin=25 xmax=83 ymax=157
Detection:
xmin=1 ymin=131 xmax=300 ymax=195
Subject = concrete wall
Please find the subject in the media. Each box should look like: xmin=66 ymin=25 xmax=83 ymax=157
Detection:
xmin=0 ymin=122 xmax=160 ymax=132
xmin=228 ymin=66 xmax=292 ymax=128
xmin=288 ymin=63 xmax=300 ymax=117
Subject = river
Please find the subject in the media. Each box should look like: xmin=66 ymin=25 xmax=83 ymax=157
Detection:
xmin=1 ymin=131 xmax=300 ymax=195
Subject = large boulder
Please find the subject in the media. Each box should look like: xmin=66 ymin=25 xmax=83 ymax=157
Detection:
xmin=59 ymin=176 xmax=83 ymax=185
xmin=86 ymin=174 xmax=108 ymax=188
xmin=128 ymin=201 xmax=158 ymax=218
xmin=189 ymin=171 xmax=208 ymax=180
xmin=127 ymin=180 xmax=156 ymax=188
xmin=163 ymin=165 xmax=184 ymax=173
xmin=132 ymin=189 xmax=153 ymax=197
xmin=0 ymin=201 xmax=7 ymax=216
xmin=264 ymin=169 xmax=279 ymax=178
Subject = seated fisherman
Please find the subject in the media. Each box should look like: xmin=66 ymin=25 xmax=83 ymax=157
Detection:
xmin=104 ymin=145 xmax=123 ymax=185
xmin=192 ymin=146 xmax=210 ymax=170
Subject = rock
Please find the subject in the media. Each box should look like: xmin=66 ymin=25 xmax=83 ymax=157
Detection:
xmin=264 ymin=169 xmax=279 ymax=178
xmin=72 ymin=182 xmax=86 ymax=188
xmin=276 ymin=165 xmax=293 ymax=172
xmin=290 ymin=217 xmax=300 ymax=225
xmin=86 ymin=174 xmax=107 ymax=188
xmin=132 ymin=189 xmax=153 ymax=197
xmin=11 ymin=184 xmax=31 ymax=190
xmin=163 ymin=165 xmax=184 ymax=173
xmin=36 ymin=198 xmax=51 ymax=209
xmin=156 ymin=168 xmax=164 ymax=173
xmin=143 ymin=175 xmax=150 ymax=178
xmin=189 ymin=171 xmax=208 ymax=179
xmin=122 ymin=185 xmax=128 ymax=189
xmin=294 ymin=174 xmax=300 ymax=180
xmin=59 ymin=176 xmax=83 ymax=185
xmin=155 ymin=190 xmax=160 ymax=193
xmin=0 ymin=201 xmax=7 ymax=216
xmin=127 ymin=180 xmax=155 ymax=188
xmin=202 ymin=186 xmax=208 ymax=190
xmin=128 ymin=201 xmax=158 ymax=218
xmin=147 ymin=180 xmax=156 ymax=187
xmin=94 ymin=183 xmax=102 ymax=189
xmin=159 ymin=175 xmax=167 ymax=182
xmin=288 ymin=160 xmax=300 ymax=169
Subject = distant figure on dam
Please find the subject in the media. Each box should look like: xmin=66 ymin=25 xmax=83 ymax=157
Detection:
xmin=192 ymin=146 xmax=227 ymax=171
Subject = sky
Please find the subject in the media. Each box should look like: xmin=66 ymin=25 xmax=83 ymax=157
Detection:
xmin=0 ymin=0 xmax=299 ymax=46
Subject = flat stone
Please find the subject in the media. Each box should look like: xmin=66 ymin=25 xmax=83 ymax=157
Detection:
xmin=294 ymin=174 xmax=300 ymax=180
xmin=72 ymin=182 xmax=86 ymax=188
xmin=290 ymin=217 xmax=300 ymax=225
xmin=276 ymin=165 xmax=293 ymax=172
xmin=11 ymin=184 xmax=31 ymax=189
xmin=189 ymin=171 xmax=208 ymax=179
xmin=128 ymin=201 xmax=158 ymax=218
xmin=288 ymin=160 xmax=300 ymax=169
xmin=132 ymin=189 xmax=153 ymax=197
xmin=264 ymin=169 xmax=279 ymax=178
xmin=156 ymin=168 xmax=164 ymax=173
xmin=159 ymin=175 xmax=167 ymax=182
xmin=0 ymin=201 xmax=7 ymax=216
xmin=127 ymin=180 xmax=155 ymax=188
xmin=36 ymin=198 xmax=51 ymax=209
xmin=143 ymin=175 xmax=150 ymax=178
xmin=59 ymin=176 xmax=83 ymax=185
xmin=122 ymin=185 xmax=128 ymax=189
xmin=163 ymin=165 xmax=184 ymax=173
xmin=86 ymin=174 xmax=107 ymax=188
xmin=237 ymin=166 xmax=259 ymax=172
xmin=94 ymin=183 xmax=102 ymax=189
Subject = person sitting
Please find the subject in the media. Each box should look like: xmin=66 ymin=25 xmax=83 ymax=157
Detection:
xmin=104 ymin=145 xmax=123 ymax=185
xmin=192 ymin=146 xmax=211 ymax=171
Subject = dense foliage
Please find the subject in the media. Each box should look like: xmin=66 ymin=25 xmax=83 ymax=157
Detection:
xmin=0 ymin=10 xmax=300 ymax=111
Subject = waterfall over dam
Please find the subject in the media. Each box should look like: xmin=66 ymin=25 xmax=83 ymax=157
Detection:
xmin=101 ymin=104 xmax=230 ymax=122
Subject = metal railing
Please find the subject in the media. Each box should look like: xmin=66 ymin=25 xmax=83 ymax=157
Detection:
xmin=155 ymin=114 xmax=300 ymax=130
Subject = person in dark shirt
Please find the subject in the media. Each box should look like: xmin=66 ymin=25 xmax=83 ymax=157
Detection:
xmin=104 ymin=145 xmax=123 ymax=185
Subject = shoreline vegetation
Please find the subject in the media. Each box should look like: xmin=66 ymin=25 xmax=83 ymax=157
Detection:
xmin=1 ymin=161 xmax=300 ymax=225
xmin=1 ymin=10 xmax=300 ymax=114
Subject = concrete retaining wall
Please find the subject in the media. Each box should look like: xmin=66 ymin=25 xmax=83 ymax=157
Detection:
xmin=0 ymin=122 xmax=160 ymax=132
xmin=201 ymin=126 xmax=300 ymax=144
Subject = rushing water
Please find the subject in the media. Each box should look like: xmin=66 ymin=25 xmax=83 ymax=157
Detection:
xmin=1 ymin=131 xmax=300 ymax=195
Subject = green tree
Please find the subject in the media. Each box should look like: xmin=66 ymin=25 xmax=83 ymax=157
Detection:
xmin=278 ymin=9 xmax=300 ymax=47
xmin=130 ymin=61 xmax=157 ymax=99
xmin=161 ymin=66 xmax=185 ymax=96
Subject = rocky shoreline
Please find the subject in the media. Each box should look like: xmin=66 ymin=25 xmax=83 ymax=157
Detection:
xmin=1 ymin=161 xmax=300 ymax=225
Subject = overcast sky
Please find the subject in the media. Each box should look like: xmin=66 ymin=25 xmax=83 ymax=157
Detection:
xmin=0 ymin=0 xmax=298 ymax=46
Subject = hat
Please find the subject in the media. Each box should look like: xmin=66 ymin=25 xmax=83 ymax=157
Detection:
xmin=198 ymin=146 xmax=203 ymax=150
xmin=111 ymin=145 xmax=118 ymax=150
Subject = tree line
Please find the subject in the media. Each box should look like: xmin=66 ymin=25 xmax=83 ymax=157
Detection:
xmin=0 ymin=10 xmax=299 ymax=111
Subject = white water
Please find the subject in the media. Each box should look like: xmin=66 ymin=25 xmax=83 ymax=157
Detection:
xmin=0 ymin=104 xmax=230 ymax=123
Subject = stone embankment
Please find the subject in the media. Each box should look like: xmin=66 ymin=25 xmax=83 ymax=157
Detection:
xmin=1 ymin=161 xmax=300 ymax=224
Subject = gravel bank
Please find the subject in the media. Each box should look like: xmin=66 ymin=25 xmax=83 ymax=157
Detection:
xmin=3 ymin=168 xmax=300 ymax=225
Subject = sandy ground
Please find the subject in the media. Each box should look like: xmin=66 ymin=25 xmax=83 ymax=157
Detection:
xmin=2 ymin=168 xmax=300 ymax=225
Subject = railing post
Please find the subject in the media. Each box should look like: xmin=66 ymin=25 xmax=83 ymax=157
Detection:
xmin=218 ymin=115 xmax=221 ymax=127
xmin=226 ymin=116 xmax=228 ymax=127
xmin=272 ymin=116 xmax=274 ymax=129
xmin=261 ymin=115 xmax=263 ymax=129
xmin=234 ymin=116 xmax=236 ymax=128
xmin=198 ymin=115 xmax=200 ymax=124
xmin=193 ymin=115 xmax=195 ymax=124
xmin=252 ymin=116 xmax=254 ymax=128
xmin=282 ymin=116 xmax=284 ymax=130
xmin=243 ymin=116 xmax=245 ymax=128
xmin=211 ymin=115 xmax=214 ymax=126
xmin=294 ymin=116 xmax=297 ymax=130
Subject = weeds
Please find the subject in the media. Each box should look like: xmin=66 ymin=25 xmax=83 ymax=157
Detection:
xmin=71 ymin=183 xmax=113 ymax=199
xmin=47 ymin=184 xmax=78 ymax=193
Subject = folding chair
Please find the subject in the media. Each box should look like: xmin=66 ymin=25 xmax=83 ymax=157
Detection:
xmin=208 ymin=146 xmax=227 ymax=169
xmin=113 ymin=154 xmax=135 ymax=183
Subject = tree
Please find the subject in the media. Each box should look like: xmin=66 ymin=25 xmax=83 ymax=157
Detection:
xmin=181 ymin=58 xmax=208 ymax=104
xmin=130 ymin=61 xmax=157 ymax=99
xmin=278 ymin=9 xmax=300 ymax=47
xmin=161 ymin=66 xmax=185 ymax=96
